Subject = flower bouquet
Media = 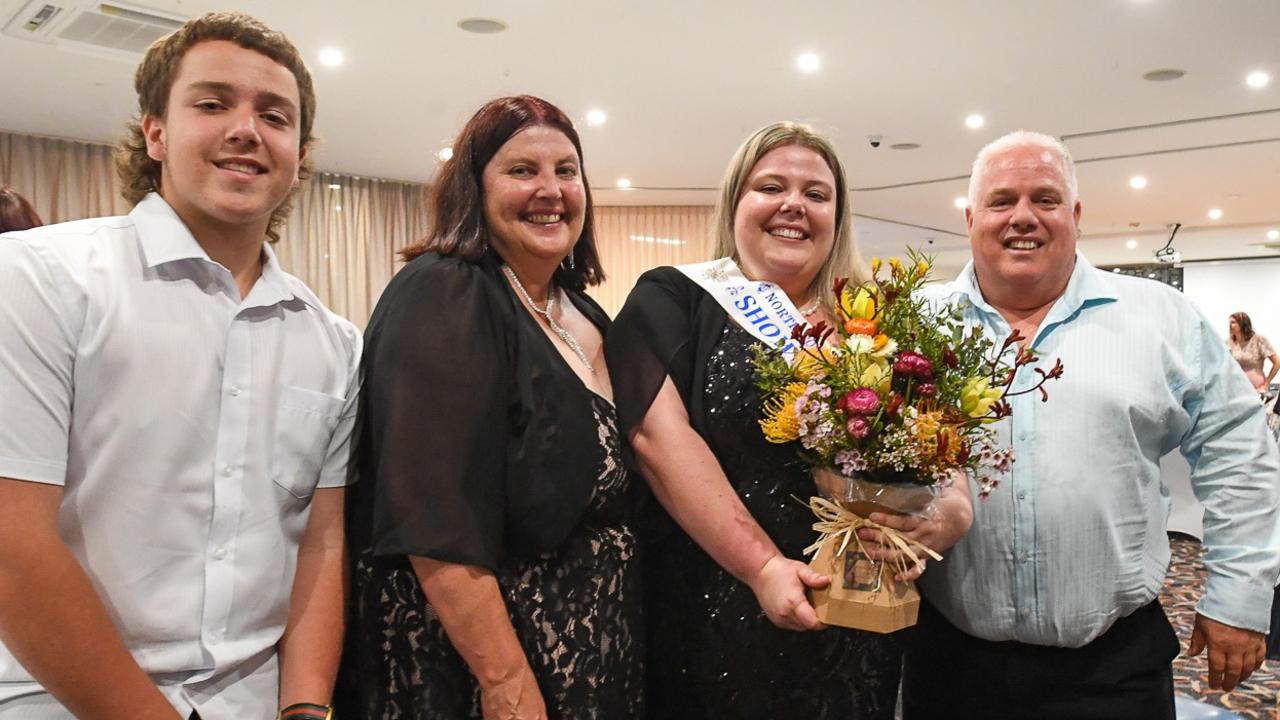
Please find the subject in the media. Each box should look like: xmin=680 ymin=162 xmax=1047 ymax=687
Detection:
xmin=753 ymin=251 xmax=1063 ymax=632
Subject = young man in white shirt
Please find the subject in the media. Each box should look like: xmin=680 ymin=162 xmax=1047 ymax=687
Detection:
xmin=0 ymin=13 xmax=358 ymax=720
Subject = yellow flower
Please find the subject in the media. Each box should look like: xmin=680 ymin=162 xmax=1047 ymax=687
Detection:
xmin=888 ymin=257 xmax=903 ymax=276
xmin=915 ymin=261 xmax=930 ymax=279
xmin=760 ymin=382 xmax=806 ymax=443
xmin=870 ymin=257 xmax=883 ymax=275
xmin=839 ymin=284 xmax=880 ymax=321
xmin=858 ymin=361 xmax=892 ymax=394
xmin=792 ymin=345 xmax=840 ymax=379
xmin=960 ymin=376 xmax=1003 ymax=418
xmin=913 ymin=409 xmax=943 ymax=455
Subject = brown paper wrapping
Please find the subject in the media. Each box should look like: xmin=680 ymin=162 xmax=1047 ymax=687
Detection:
xmin=802 ymin=488 xmax=941 ymax=634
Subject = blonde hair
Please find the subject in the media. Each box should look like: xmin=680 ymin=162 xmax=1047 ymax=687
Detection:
xmin=114 ymin=12 xmax=316 ymax=243
xmin=967 ymin=130 xmax=1077 ymax=209
xmin=711 ymin=121 xmax=867 ymax=314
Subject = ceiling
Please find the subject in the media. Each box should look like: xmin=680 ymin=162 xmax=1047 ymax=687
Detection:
xmin=1 ymin=0 xmax=1277 ymax=277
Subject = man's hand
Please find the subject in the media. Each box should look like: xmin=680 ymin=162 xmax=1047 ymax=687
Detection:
xmin=1186 ymin=613 xmax=1266 ymax=691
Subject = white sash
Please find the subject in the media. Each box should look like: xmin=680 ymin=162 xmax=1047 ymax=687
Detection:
xmin=676 ymin=258 xmax=807 ymax=359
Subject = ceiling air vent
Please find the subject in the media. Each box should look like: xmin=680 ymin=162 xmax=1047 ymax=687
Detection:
xmin=3 ymin=0 xmax=185 ymax=58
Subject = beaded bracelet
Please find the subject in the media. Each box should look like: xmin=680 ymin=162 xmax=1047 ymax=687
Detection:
xmin=279 ymin=702 xmax=334 ymax=720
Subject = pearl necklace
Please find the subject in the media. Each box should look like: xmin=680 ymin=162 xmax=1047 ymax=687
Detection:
xmin=799 ymin=296 xmax=821 ymax=315
xmin=502 ymin=265 xmax=597 ymax=376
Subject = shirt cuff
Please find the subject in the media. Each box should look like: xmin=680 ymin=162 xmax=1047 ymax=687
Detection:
xmin=1196 ymin=574 xmax=1276 ymax=634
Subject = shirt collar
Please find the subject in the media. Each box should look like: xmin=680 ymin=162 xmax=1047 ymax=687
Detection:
xmin=132 ymin=193 xmax=211 ymax=268
xmin=949 ymin=250 xmax=1118 ymax=321
xmin=130 ymin=192 xmax=318 ymax=311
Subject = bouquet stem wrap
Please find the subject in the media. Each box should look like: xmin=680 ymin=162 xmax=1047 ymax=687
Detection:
xmin=804 ymin=468 xmax=941 ymax=633
xmin=803 ymin=496 xmax=942 ymax=579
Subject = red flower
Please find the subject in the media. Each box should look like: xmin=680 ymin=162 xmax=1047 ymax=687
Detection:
xmin=893 ymin=351 xmax=934 ymax=380
xmin=841 ymin=388 xmax=881 ymax=415
xmin=916 ymin=382 xmax=937 ymax=397
xmin=846 ymin=416 xmax=871 ymax=439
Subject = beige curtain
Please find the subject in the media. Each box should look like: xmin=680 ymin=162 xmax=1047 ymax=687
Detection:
xmin=592 ymin=206 xmax=716 ymax=317
xmin=1 ymin=131 xmax=427 ymax=327
xmin=0 ymin=132 xmax=130 ymax=222
xmin=274 ymin=173 xmax=427 ymax=325
xmin=2 ymin=131 xmax=721 ymax=322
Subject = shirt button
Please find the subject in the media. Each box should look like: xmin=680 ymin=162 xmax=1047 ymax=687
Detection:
xmin=213 ymin=547 xmax=227 ymax=560
xmin=1017 ymin=491 xmax=1027 ymax=500
xmin=222 ymin=465 xmax=234 ymax=477
xmin=229 ymin=386 xmax=242 ymax=397
xmin=1017 ymin=432 xmax=1027 ymax=442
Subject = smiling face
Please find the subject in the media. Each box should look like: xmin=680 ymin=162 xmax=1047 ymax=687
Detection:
xmin=142 ymin=40 xmax=305 ymax=243
xmin=966 ymin=143 xmax=1081 ymax=310
xmin=482 ymin=124 xmax=586 ymax=272
xmin=732 ymin=144 xmax=837 ymax=299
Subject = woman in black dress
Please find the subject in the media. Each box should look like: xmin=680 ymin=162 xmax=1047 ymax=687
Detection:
xmin=338 ymin=96 xmax=642 ymax=719
xmin=606 ymin=122 xmax=973 ymax=719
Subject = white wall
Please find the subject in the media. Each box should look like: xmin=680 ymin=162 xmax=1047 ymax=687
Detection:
xmin=1182 ymin=258 xmax=1280 ymax=345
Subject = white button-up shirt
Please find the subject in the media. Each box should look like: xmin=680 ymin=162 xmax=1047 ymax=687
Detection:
xmin=920 ymin=253 xmax=1280 ymax=647
xmin=0 ymin=194 xmax=361 ymax=719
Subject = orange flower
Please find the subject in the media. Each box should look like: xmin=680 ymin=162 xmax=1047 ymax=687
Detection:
xmin=844 ymin=318 xmax=878 ymax=336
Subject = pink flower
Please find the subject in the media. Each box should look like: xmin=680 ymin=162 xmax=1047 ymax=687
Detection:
xmin=846 ymin=416 xmax=871 ymax=438
xmin=841 ymin=387 xmax=881 ymax=416
xmin=893 ymin=351 xmax=934 ymax=379
xmin=916 ymin=382 xmax=937 ymax=397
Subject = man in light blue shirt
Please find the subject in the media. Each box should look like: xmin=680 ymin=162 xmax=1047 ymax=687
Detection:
xmin=902 ymin=131 xmax=1280 ymax=719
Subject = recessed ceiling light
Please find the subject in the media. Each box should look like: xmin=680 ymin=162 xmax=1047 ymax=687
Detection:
xmin=1268 ymin=229 xmax=1280 ymax=241
xmin=318 ymin=47 xmax=344 ymax=67
xmin=890 ymin=142 xmax=921 ymax=150
xmin=953 ymin=197 xmax=969 ymax=209
xmin=327 ymin=183 xmax=341 ymax=190
xmin=334 ymin=205 xmax=342 ymax=212
xmin=965 ymin=114 xmax=985 ymax=129
xmin=1207 ymin=208 xmax=1223 ymax=220
xmin=1128 ymin=175 xmax=1147 ymax=190
xmin=616 ymin=178 xmax=632 ymax=189
xmin=1246 ymin=71 xmax=1271 ymax=89
xmin=458 ymin=18 xmax=507 ymax=34
xmin=1142 ymin=68 xmax=1186 ymax=82
xmin=437 ymin=147 xmax=453 ymax=161
xmin=1125 ymin=239 xmax=1138 ymax=249
xmin=585 ymin=109 xmax=607 ymax=127
xmin=796 ymin=52 xmax=821 ymax=72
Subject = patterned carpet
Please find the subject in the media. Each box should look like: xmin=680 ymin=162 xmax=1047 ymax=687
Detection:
xmin=1164 ymin=534 xmax=1280 ymax=719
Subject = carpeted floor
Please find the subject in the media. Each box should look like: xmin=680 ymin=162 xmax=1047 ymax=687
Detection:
xmin=1164 ymin=534 xmax=1280 ymax=719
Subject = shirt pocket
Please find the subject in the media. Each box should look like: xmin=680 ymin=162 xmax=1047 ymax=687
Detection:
xmin=272 ymin=385 xmax=345 ymax=499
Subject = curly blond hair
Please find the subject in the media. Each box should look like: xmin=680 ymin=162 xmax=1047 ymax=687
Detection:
xmin=114 ymin=12 xmax=316 ymax=243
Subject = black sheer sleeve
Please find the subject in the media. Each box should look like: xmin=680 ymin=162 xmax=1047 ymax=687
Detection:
xmin=606 ymin=267 xmax=699 ymax=437
xmin=362 ymin=255 xmax=513 ymax=570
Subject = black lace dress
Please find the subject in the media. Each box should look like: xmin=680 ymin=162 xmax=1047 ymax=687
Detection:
xmin=607 ymin=268 xmax=899 ymax=720
xmin=337 ymin=253 xmax=643 ymax=719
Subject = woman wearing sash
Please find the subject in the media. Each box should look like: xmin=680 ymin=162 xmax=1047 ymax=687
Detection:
xmin=607 ymin=122 xmax=972 ymax=719
xmin=339 ymin=95 xmax=642 ymax=719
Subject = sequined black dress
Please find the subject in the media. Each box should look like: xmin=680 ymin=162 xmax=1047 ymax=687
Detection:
xmin=607 ymin=267 xmax=900 ymax=720
xmin=338 ymin=253 xmax=643 ymax=719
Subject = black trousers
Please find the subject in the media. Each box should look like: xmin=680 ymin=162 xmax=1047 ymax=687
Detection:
xmin=901 ymin=598 xmax=1179 ymax=720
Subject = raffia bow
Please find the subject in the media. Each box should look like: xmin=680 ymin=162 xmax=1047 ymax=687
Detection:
xmin=802 ymin=496 xmax=943 ymax=582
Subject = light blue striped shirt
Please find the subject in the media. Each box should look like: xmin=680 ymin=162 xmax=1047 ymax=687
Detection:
xmin=919 ymin=253 xmax=1280 ymax=647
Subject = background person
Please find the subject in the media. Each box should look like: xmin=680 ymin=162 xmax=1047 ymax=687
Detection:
xmin=607 ymin=122 xmax=973 ymax=720
xmin=0 ymin=187 xmax=43 ymax=232
xmin=1227 ymin=311 xmax=1278 ymax=394
xmin=338 ymin=95 xmax=642 ymax=719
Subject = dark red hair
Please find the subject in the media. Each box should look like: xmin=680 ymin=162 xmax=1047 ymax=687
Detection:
xmin=400 ymin=95 xmax=603 ymax=289
xmin=0 ymin=187 xmax=43 ymax=232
